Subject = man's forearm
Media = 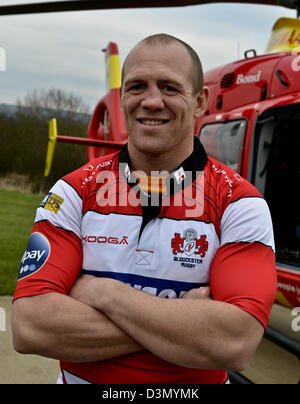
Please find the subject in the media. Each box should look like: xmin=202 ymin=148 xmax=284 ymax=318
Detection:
xmin=12 ymin=292 xmax=143 ymax=362
xmin=96 ymin=279 xmax=264 ymax=371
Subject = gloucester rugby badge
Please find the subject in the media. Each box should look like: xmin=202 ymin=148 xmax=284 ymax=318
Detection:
xmin=171 ymin=229 xmax=208 ymax=269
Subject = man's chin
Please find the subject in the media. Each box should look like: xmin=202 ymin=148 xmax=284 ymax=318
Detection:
xmin=132 ymin=140 xmax=169 ymax=158
xmin=129 ymin=133 xmax=168 ymax=153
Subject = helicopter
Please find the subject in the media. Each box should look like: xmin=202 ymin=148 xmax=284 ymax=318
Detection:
xmin=1 ymin=0 xmax=300 ymax=311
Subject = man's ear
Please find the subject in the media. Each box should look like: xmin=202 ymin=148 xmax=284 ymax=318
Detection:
xmin=194 ymin=86 xmax=210 ymax=119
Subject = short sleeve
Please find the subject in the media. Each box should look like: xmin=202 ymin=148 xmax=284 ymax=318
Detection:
xmin=210 ymin=196 xmax=277 ymax=329
xmin=210 ymin=242 xmax=277 ymax=329
xmin=220 ymin=197 xmax=275 ymax=252
xmin=13 ymin=179 xmax=83 ymax=302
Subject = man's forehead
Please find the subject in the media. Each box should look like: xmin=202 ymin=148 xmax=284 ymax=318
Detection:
xmin=124 ymin=66 xmax=184 ymax=84
xmin=123 ymin=41 xmax=193 ymax=82
xmin=126 ymin=41 xmax=188 ymax=64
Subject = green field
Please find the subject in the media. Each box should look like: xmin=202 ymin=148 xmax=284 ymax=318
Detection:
xmin=0 ymin=188 xmax=42 ymax=295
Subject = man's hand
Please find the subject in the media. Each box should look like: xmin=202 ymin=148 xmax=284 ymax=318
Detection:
xmin=71 ymin=275 xmax=212 ymax=311
xmin=182 ymin=286 xmax=211 ymax=300
xmin=70 ymin=276 xmax=212 ymax=311
xmin=69 ymin=274 xmax=102 ymax=308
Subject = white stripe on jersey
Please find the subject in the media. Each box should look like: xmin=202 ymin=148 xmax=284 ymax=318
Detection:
xmin=220 ymin=197 xmax=275 ymax=252
xmin=35 ymin=180 xmax=82 ymax=238
xmin=81 ymin=211 xmax=219 ymax=285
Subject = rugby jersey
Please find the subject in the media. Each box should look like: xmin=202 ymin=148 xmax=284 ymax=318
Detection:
xmin=13 ymin=137 xmax=277 ymax=384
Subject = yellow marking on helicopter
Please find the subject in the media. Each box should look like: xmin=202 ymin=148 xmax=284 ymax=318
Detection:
xmin=266 ymin=17 xmax=300 ymax=53
xmin=44 ymin=118 xmax=57 ymax=177
xmin=106 ymin=54 xmax=121 ymax=92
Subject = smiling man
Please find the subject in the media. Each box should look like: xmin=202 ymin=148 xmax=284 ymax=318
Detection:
xmin=12 ymin=34 xmax=277 ymax=385
xmin=121 ymin=36 xmax=206 ymax=173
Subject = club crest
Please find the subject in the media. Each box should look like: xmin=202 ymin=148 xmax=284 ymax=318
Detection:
xmin=171 ymin=228 xmax=208 ymax=258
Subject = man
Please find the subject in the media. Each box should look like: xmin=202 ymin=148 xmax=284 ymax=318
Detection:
xmin=12 ymin=34 xmax=277 ymax=384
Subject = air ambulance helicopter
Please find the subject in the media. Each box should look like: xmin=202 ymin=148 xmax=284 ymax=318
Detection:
xmin=1 ymin=0 xmax=299 ymax=311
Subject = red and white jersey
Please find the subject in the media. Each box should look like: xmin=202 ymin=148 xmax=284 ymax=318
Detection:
xmin=13 ymin=137 xmax=277 ymax=384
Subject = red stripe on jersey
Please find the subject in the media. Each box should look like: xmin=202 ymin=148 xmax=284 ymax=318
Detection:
xmin=62 ymin=152 xmax=119 ymax=200
xmin=13 ymin=221 xmax=82 ymax=302
xmin=210 ymin=242 xmax=277 ymax=329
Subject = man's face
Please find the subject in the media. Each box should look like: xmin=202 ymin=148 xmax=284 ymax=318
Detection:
xmin=121 ymin=41 xmax=207 ymax=162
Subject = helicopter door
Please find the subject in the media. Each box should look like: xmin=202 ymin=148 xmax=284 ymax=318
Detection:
xmin=237 ymin=108 xmax=259 ymax=180
xmin=250 ymin=117 xmax=275 ymax=196
xmin=252 ymin=105 xmax=300 ymax=269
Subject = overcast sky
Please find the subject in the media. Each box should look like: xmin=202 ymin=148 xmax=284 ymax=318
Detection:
xmin=0 ymin=1 xmax=296 ymax=111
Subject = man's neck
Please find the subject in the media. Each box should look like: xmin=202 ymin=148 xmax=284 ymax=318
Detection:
xmin=128 ymin=143 xmax=194 ymax=176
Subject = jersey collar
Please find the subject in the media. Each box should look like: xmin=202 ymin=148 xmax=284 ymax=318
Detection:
xmin=118 ymin=136 xmax=207 ymax=199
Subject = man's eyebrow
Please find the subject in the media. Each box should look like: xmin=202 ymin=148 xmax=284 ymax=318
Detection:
xmin=123 ymin=77 xmax=183 ymax=88
xmin=159 ymin=78 xmax=183 ymax=88
xmin=123 ymin=79 xmax=143 ymax=86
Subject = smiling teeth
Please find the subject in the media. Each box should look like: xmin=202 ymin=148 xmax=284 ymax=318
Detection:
xmin=142 ymin=120 xmax=166 ymax=126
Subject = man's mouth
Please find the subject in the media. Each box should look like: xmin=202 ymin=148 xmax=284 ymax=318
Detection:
xmin=138 ymin=119 xmax=169 ymax=126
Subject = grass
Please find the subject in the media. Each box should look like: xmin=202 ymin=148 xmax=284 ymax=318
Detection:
xmin=0 ymin=187 xmax=43 ymax=295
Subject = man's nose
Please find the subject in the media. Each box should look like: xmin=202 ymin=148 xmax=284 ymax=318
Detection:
xmin=140 ymin=86 xmax=164 ymax=110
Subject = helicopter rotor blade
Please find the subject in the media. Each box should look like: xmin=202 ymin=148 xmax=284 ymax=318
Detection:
xmin=0 ymin=0 xmax=298 ymax=16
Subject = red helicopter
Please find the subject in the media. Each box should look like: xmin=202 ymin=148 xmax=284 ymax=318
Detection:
xmin=2 ymin=0 xmax=300 ymax=311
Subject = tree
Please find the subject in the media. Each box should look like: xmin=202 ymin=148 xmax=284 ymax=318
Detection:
xmin=1 ymin=88 xmax=91 ymax=193
xmin=17 ymin=88 xmax=90 ymax=117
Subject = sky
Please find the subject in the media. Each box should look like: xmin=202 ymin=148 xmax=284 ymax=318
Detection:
xmin=0 ymin=0 xmax=297 ymax=111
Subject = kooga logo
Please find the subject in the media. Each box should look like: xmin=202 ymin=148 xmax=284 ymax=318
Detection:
xmin=236 ymin=70 xmax=262 ymax=85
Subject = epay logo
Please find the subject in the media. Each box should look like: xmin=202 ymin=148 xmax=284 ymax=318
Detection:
xmin=18 ymin=232 xmax=50 ymax=280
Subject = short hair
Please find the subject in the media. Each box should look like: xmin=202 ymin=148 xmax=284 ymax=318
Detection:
xmin=122 ymin=33 xmax=204 ymax=95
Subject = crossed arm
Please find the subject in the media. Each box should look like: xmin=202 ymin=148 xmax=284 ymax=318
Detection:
xmin=12 ymin=289 xmax=143 ymax=362
xmin=12 ymin=274 xmax=264 ymax=372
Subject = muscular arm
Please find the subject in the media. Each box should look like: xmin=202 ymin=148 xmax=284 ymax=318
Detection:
xmin=12 ymin=292 xmax=143 ymax=362
xmin=71 ymin=275 xmax=264 ymax=372
xmin=96 ymin=244 xmax=276 ymax=372
xmin=12 ymin=208 xmax=143 ymax=362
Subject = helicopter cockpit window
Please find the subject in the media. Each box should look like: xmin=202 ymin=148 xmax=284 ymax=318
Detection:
xmin=199 ymin=120 xmax=246 ymax=173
